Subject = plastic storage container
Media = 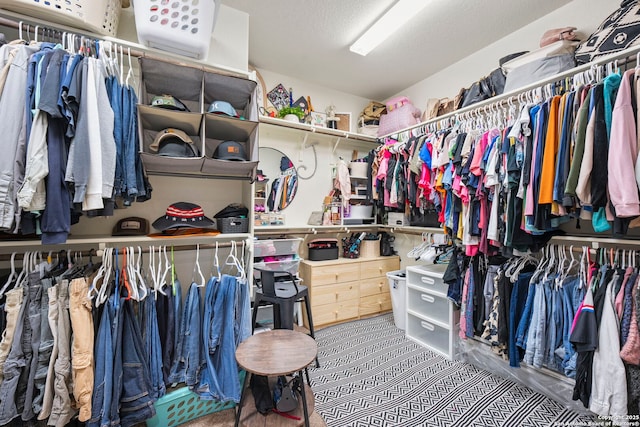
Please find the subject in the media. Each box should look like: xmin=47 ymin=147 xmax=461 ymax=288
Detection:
xmin=387 ymin=270 xmax=407 ymax=330
xmin=307 ymin=239 xmax=339 ymax=261
xmin=0 ymin=0 xmax=121 ymax=36
xmin=145 ymin=373 xmax=244 ymax=427
xmin=254 ymin=238 xmax=302 ymax=258
xmin=133 ymin=0 xmax=220 ymax=60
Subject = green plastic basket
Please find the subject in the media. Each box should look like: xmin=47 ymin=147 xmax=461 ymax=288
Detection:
xmin=146 ymin=371 xmax=245 ymax=427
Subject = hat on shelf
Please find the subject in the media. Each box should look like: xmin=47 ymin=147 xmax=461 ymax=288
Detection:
xmin=207 ymin=100 xmax=239 ymax=117
xmin=112 ymin=217 xmax=150 ymax=236
xmin=150 ymin=94 xmax=190 ymax=112
xmin=152 ymin=202 xmax=215 ymax=231
xmin=256 ymin=169 xmax=269 ymax=182
xmin=150 ymin=128 xmax=200 ymax=157
xmin=213 ymin=140 xmax=246 ymax=161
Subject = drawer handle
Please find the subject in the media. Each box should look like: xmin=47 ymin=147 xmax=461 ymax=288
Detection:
xmin=421 ymin=294 xmax=435 ymax=303
xmin=421 ymin=277 xmax=435 ymax=285
xmin=335 ymin=292 xmax=339 ymax=300
xmin=420 ymin=321 xmax=435 ymax=331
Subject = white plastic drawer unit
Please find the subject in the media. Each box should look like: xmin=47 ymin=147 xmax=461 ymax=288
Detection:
xmin=407 ymin=287 xmax=449 ymax=325
xmin=253 ymin=238 xmax=303 ymax=258
xmin=406 ymin=264 xmax=448 ymax=296
xmin=406 ymin=313 xmax=451 ymax=358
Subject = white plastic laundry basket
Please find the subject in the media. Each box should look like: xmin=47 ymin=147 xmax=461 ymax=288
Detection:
xmin=133 ymin=0 xmax=219 ymax=60
xmin=0 ymin=0 xmax=121 ymax=36
xmin=387 ymin=270 xmax=407 ymax=330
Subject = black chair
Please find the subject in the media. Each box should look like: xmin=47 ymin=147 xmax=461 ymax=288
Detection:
xmin=252 ymin=267 xmax=319 ymax=368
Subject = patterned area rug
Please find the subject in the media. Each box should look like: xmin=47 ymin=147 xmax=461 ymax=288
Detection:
xmin=308 ymin=314 xmax=596 ymax=427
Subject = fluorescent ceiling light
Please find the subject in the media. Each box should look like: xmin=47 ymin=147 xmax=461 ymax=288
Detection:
xmin=350 ymin=0 xmax=429 ymax=56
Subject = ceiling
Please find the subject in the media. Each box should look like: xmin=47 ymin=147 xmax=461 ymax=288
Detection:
xmin=218 ymin=0 xmax=573 ymax=101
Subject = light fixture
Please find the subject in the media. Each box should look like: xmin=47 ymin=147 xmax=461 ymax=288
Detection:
xmin=349 ymin=0 xmax=429 ymax=56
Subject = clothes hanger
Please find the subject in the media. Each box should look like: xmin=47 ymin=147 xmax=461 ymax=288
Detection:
xmin=96 ymin=248 xmax=115 ymax=307
xmin=191 ymin=244 xmax=205 ymax=287
xmin=223 ymin=241 xmax=238 ymax=276
xmin=133 ymin=246 xmax=148 ymax=300
xmin=125 ymin=47 xmax=136 ymax=89
xmin=0 ymin=252 xmax=18 ymax=298
xmin=212 ymin=242 xmax=221 ymax=281
xmin=121 ymin=247 xmax=135 ymax=301
xmin=88 ymin=247 xmax=108 ymax=301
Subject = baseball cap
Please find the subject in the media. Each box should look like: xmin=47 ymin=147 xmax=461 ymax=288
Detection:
xmin=207 ymin=100 xmax=238 ymax=117
xmin=112 ymin=217 xmax=149 ymax=236
xmin=149 ymin=128 xmax=200 ymax=157
xmin=150 ymin=94 xmax=190 ymax=112
xmin=214 ymin=141 xmax=246 ymax=161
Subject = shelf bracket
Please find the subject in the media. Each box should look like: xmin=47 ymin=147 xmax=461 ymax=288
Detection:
xmin=332 ymin=137 xmax=342 ymax=154
xmin=300 ymin=133 xmax=309 ymax=151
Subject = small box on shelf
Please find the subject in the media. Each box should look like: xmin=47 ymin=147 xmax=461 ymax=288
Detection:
xmin=217 ymin=217 xmax=249 ymax=234
xmin=387 ymin=212 xmax=409 ymax=226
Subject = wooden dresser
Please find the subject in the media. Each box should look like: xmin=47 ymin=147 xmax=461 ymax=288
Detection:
xmin=299 ymin=256 xmax=400 ymax=327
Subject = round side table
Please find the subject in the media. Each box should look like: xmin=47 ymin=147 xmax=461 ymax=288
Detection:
xmin=235 ymin=329 xmax=318 ymax=427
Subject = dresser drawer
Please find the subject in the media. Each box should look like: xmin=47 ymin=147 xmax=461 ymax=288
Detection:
xmin=406 ymin=312 xmax=452 ymax=359
xmin=407 ymin=285 xmax=449 ymax=325
xmin=360 ymin=257 xmax=400 ymax=280
xmin=406 ymin=265 xmax=448 ymax=296
xmin=359 ymin=293 xmax=392 ymax=316
xmin=360 ymin=277 xmax=389 ymax=298
xmin=306 ymin=263 xmax=359 ymax=285
xmin=310 ymin=280 xmax=359 ymax=306
xmin=313 ymin=302 xmax=359 ymax=326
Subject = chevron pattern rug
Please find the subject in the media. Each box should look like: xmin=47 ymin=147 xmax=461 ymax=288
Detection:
xmin=308 ymin=314 xmax=597 ymax=427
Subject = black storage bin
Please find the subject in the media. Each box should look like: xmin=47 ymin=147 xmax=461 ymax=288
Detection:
xmin=410 ymin=207 xmax=440 ymax=227
xmin=217 ymin=217 xmax=249 ymax=233
xmin=308 ymin=239 xmax=339 ymax=261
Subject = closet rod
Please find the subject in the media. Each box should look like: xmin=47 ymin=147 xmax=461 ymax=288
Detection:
xmin=0 ymin=241 xmax=246 ymax=262
xmin=0 ymin=12 xmax=249 ymax=80
xmin=380 ymin=42 xmax=640 ymax=138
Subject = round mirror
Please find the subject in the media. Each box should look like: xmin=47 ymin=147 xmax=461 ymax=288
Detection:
xmin=257 ymin=147 xmax=298 ymax=211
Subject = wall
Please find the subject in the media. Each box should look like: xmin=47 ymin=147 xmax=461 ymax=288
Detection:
xmin=257 ymin=126 xmax=376 ymax=227
xmin=257 ymin=68 xmax=371 ymax=133
xmin=399 ymin=0 xmax=620 ymax=105
xmin=254 ymin=69 xmax=374 ymax=227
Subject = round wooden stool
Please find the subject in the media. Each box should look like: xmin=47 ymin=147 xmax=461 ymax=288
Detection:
xmin=235 ymin=330 xmax=318 ymax=427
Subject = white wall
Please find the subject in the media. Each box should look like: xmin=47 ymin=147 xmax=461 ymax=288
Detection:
xmin=258 ymin=68 xmax=371 ymax=133
xmin=254 ymin=69 xmax=375 ymax=227
xmin=399 ymin=0 xmax=620 ymax=105
xmin=258 ymin=126 xmax=375 ymax=227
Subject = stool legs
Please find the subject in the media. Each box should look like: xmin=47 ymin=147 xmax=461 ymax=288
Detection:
xmin=303 ymin=296 xmax=320 ymax=368
xmin=234 ymin=372 xmax=251 ymax=427
xmin=251 ymin=294 xmax=262 ymax=333
xmin=298 ymin=369 xmax=310 ymax=427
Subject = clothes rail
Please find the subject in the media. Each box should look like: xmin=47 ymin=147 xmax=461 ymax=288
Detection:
xmin=0 ymin=10 xmax=250 ymax=80
xmin=0 ymin=240 xmax=247 ymax=262
xmin=379 ymin=42 xmax=640 ymax=139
